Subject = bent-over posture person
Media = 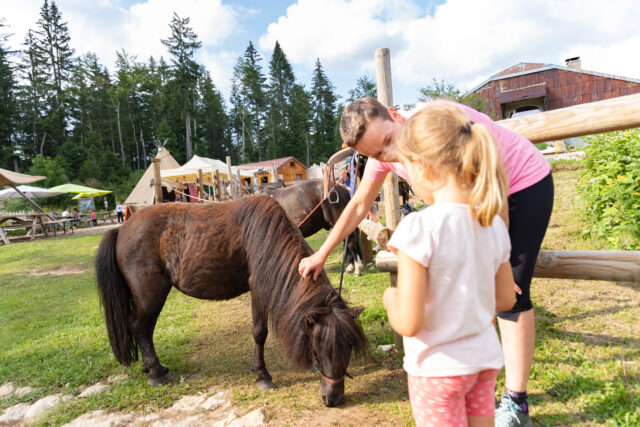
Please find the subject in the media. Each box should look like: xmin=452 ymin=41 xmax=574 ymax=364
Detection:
xmin=384 ymin=103 xmax=517 ymax=427
xmin=298 ymin=97 xmax=554 ymax=427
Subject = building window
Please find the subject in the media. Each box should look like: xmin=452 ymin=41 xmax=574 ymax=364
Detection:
xmin=290 ymin=161 xmax=295 ymax=167
xmin=296 ymin=174 xmax=302 ymax=180
xmin=511 ymin=106 xmax=541 ymax=118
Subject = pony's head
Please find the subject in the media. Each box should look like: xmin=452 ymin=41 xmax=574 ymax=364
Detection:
xmin=304 ymin=292 xmax=366 ymax=406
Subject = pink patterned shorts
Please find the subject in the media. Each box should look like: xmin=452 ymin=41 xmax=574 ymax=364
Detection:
xmin=407 ymin=369 xmax=500 ymax=427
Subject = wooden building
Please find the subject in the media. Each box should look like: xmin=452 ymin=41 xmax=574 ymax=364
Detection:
xmin=239 ymin=157 xmax=307 ymax=186
xmin=469 ymin=57 xmax=640 ymax=120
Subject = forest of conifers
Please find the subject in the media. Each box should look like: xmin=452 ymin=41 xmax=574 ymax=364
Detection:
xmin=0 ymin=1 xmax=383 ymax=199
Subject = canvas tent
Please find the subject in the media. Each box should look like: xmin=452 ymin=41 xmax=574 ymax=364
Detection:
xmin=124 ymin=147 xmax=181 ymax=207
xmin=160 ymin=155 xmax=258 ymax=183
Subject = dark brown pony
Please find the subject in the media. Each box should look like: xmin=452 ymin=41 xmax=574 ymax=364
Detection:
xmin=95 ymin=197 xmax=367 ymax=407
xmin=257 ymin=179 xmax=363 ymax=275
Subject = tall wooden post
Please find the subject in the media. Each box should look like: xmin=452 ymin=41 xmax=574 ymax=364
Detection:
xmin=152 ymin=158 xmax=163 ymax=204
xmin=375 ymin=47 xmax=402 ymax=351
xmin=272 ymin=161 xmax=278 ymax=183
xmin=375 ymin=47 xmax=401 ymax=232
xmin=237 ymin=170 xmax=243 ymax=197
xmin=226 ymin=156 xmax=234 ymax=200
xmin=197 ymin=169 xmax=205 ymax=202
xmin=214 ymin=170 xmax=220 ymax=201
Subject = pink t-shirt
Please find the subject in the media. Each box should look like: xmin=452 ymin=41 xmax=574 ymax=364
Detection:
xmin=364 ymin=101 xmax=551 ymax=195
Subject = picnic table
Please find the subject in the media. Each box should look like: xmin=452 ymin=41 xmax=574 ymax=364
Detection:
xmin=0 ymin=213 xmax=73 ymax=244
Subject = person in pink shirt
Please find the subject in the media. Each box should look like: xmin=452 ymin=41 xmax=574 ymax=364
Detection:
xmin=298 ymin=97 xmax=554 ymax=427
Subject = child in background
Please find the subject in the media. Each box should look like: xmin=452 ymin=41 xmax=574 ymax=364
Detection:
xmin=383 ymin=103 xmax=517 ymax=427
xmin=90 ymin=209 xmax=97 ymax=227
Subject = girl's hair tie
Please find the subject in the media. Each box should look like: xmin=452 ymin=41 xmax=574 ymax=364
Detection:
xmin=464 ymin=121 xmax=475 ymax=133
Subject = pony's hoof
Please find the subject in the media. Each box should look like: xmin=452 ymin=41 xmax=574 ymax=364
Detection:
xmin=345 ymin=264 xmax=354 ymax=273
xmin=256 ymin=379 xmax=276 ymax=391
xmin=147 ymin=371 xmax=173 ymax=386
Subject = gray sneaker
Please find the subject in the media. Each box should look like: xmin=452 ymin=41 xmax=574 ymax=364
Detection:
xmin=495 ymin=394 xmax=532 ymax=427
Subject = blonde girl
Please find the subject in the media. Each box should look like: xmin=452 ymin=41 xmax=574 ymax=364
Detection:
xmin=383 ymin=103 xmax=517 ymax=427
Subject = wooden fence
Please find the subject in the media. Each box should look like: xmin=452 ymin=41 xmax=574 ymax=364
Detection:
xmin=365 ymin=49 xmax=640 ymax=283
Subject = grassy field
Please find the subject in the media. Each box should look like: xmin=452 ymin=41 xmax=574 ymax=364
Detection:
xmin=0 ymin=160 xmax=638 ymax=426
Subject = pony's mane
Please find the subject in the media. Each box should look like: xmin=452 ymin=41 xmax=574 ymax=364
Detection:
xmin=233 ymin=196 xmax=367 ymax=369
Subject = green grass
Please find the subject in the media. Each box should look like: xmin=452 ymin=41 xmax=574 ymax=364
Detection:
xmin=1 ymin=164 xmax=638 ymax=425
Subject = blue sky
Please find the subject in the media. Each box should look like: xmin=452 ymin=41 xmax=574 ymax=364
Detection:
xmin=3 ymin=0 xmax=640 ymax=107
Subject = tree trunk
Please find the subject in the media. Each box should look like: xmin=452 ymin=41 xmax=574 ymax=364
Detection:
xmin=130 ymin=112 xmax=140 ymax=170
xmin=306 ymin=132 xmax=310 ymax=167
xmin=140 ymin=128 xmax=147 ymax=169
xmin=115 ymin=101 xmax=125 ymax=166
xmin=40 ymin=132 xmax=47 ymax=156
xmin=185 ymin=114 xmax=192 ymax=160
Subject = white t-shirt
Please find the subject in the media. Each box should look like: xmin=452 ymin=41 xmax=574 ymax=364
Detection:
xmin=115 ymin=204 xmax=124 ymax=213
xmin=387 ymin=203 xmax=511 ymax=377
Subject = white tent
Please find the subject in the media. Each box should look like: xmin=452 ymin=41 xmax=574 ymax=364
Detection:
xmin=160 ymin=155 xmax=259 ymax=182
xmin=124 ymin=148 xmax=181 ymax=207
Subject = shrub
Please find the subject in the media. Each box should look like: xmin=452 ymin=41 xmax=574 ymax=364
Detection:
xmin=577 ymin=129 xmax=640 ymax=249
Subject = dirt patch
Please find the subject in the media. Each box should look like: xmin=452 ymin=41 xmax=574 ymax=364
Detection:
xmin=26 ymin=264 xmax=89 ymax=276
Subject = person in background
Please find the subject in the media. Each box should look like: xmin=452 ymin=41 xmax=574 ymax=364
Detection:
xmin=115 ymin=201 xmax=124 ymax=224
xmin=299 ymin=97 xmax=554 ymax=427
xmin=72 ymin=208 xmax=81 ymax=228
xmin=61 ymin=207 xmax=70 ymax=218
xmin=90 ymin=209 xmax=97 ymax=227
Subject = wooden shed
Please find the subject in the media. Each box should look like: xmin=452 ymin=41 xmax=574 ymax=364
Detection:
xmin=239 ymin=157 xmax=307 ymax=186
xmin=469 ymin=58 xmax=640 ymax=120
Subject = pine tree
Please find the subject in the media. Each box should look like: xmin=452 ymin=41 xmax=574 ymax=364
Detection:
xmin=29 ymin=0 xmax=74 ymax=156
xmin=197 ymin=71 xmax=231 ymax=160
xmin=0 ymin=18 xmax=18 ymax=170
xmin=229 ymin=42 xmax=266 ymax=162
xmin=310 ymin=58 xmax=339 ymax=163
xmin=347 ymin=75 xmax=377 ymax=102
xmin=265 ymin=41 xmax=298 ymax=159
xmin=161 ymin=13 xmax=202 ymax=162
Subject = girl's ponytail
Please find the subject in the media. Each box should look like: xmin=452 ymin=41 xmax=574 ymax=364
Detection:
xmin=462 ymin=123 xmax=508 ymax=226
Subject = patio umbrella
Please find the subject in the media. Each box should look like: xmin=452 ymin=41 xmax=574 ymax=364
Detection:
xmin=0 ymin=185 xmax=63 ymax=200
xmin=0 ymin=168 xmax=55 ymax=218
xmin=0 ymin=167 xmax=45 ymax=186
xmin=48 ymin=183 xmax=112 ymax=199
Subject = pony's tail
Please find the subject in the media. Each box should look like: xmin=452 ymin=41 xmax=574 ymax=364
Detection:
xmin=95 ymin=229 xmax=138 ymax=366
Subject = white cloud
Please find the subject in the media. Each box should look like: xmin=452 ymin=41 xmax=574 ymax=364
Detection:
xmin=258 ymin=0 xmax=640 ymax=104
xmin=199 ymin=49 xmax=238 ymax=97
xmin=3 ymin=0 xmax=239 ymax=75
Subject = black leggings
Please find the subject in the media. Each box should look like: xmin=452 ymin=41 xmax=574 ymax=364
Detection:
xmin=497 ymin=173 xmax=554 ymax=321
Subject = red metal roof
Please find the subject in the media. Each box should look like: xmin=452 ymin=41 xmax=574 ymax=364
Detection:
xmin=239 ymin=156 xmax=303 ymax=170
xmin=493 ymin=62 xmax=546 ymax=77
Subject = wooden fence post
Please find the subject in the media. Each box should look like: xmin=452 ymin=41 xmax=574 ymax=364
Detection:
xmin=197 ymin=169 xmax=204 ymax=202
xmin=226 ymin=156 xmax=234 ymax=200
xmin=152 ymin=158 xmax=162 ymax=204
xmin=376 ymin=47 xmax=403 ymax=351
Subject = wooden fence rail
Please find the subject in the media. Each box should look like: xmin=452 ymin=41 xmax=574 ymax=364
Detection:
xmin=363 ymin=92 xmax=640 ymax=282
xmin=375 ymin=250 xmax=640 ymax=283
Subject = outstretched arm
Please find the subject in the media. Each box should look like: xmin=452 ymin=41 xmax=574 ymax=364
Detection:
xmin=298 ymin=175 xmax=384 ymax=280
xmin=383 ymin=249 xmax=427 ymax=337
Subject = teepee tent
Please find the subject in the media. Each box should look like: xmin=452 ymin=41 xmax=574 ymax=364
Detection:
xmin=124 ymin=148 xmax=180 ymax=207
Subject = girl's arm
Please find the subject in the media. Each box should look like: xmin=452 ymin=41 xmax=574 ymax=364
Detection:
xmin=495 ymin=262 xmax=517 ymax=311
xmin=383 ymin=249 xmax=427 ymax=337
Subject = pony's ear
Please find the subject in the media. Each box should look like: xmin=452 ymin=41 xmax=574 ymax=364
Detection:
xmin=346 ymin=306 xmax=365 ymax=318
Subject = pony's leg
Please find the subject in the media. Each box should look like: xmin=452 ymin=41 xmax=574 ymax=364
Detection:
xmin=129 ymin=275 xmax=172 ymax=386
xmin=250 ymin=300 xmax=275 ymax=390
